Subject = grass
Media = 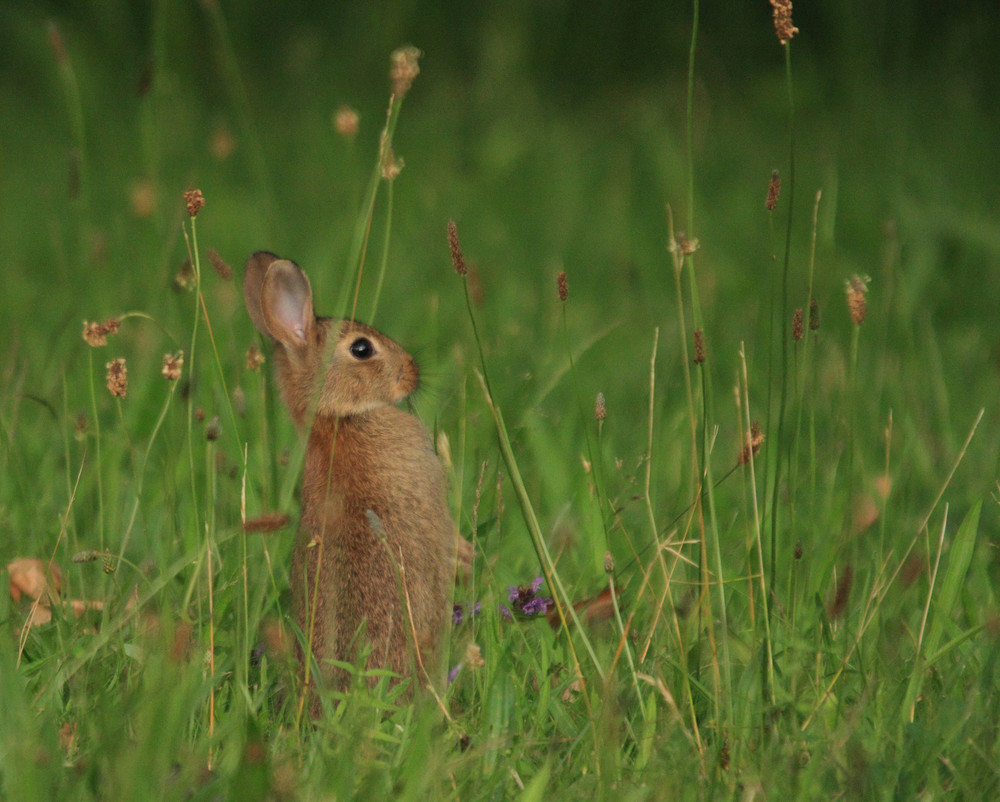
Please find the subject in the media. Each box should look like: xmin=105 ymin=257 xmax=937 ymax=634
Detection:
xmin=3 ymin=2 xmax=1000 ymax=799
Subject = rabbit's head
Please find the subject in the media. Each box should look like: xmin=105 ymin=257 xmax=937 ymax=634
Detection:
xmin=244 ymin=251 xmax=418 ymax=424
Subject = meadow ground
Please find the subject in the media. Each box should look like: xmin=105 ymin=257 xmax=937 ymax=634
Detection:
xmin=2 ymin=2 xmax=1000 ymax=799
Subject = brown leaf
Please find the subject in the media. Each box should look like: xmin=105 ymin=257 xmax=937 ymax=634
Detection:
xmin=8 ymin=558 xmax=62 ymax=603
xmin=547 ymin=584 xmax=619 ymax=629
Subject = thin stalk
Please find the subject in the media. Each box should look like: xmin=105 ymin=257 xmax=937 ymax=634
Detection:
xmin=368 ymin=178 xmax=396 ymax=323
xmin=769 ymin=41 xmax=797 ymax=605
xmin=740 ymin=345 xmax=775 ymax=708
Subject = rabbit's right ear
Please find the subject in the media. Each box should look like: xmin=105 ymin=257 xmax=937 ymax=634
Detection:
xmin=260 ymin=259 xmax=315 ymax=347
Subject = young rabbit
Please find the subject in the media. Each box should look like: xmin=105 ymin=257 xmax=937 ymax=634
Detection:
xmin=243 ymin=251 xmax=453 ymax=703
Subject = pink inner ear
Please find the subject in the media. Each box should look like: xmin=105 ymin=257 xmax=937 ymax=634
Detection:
xmin=262 ymin=261 xmax=313 ymax=345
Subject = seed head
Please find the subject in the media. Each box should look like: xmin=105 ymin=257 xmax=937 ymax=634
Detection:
xmin=672 ymin=231 xmax=700 ymax=256
xmin=739 ymin=421 xmax=765 ymax=465
xmin=47 ymin=22 xmax=68 ymax=64
xmin=557 ymin=270 xmax=569 ymax=302
xmin=334 ymin=105 xmax=359 ymax=138
xmin=175 ymin=259 xmax=194 ymax=290
xmin=184 ymin=188 xmax=204 ymax=218
xmin=828 ymin=565 xmax=853 ymax=619
xmin=205 ymin=414 xmax=222 ymax=442
xmin=766 ymin=170 xmax=781 ymax=211
xmin=846 ymin=275 xmax=870 ymax=325
xmin=389 ymin=46 xmax=421 ymax=98
xmin=594 ymin=391 xmax=607 ymax=421
xmin=464 ymin=641 xmax=485 ymax=669
xmin=382 ymin=148 xmax=403 ymax=180
xmin=211 ymin=125 xmax=236 ymax=160
xmin=809 ymin=297 xmax=821 ymax=331
xmin=130 ymin=179 xmax=156 ymax=218
xmin=83 ymin=318 xmax=121 ymax=347
xmin=207 ymin=248 xmax=232 ymax=280
xmin=770 ymin=0 xmax=799 ymax=44
xmin=693 ymin=328 xmax=705 ymax=365
xmin=447 ymin=220 xmax=467 ymax=276
xmin=603 ymin=551 xmax=615 ymax=574
xmin=106 ymin=358 xmax=128 ymax=398
xmin=792 ymin=308 xmax=804 ymax=341
xmin=246 ymin=344 xmax=265 ymax=371
xmin=161 ymin=351 xmax=184 ymax=381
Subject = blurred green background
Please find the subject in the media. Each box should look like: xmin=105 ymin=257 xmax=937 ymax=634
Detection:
xmin=2 ymin=0 xmax=999 ymax=546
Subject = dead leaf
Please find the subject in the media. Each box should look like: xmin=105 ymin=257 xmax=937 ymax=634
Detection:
xmin=8 ymin=558 xmax=62 ymax=603
xmin=547 ymin=584 xmax=619 ymax=629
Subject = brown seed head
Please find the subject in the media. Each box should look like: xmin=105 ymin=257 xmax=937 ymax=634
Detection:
xmin=83 ymin=317 xmax=121 ymax=347
xmin=766 ymin=170 xmax=781 ymax=211
xmin=106 ymin=358 xmax=128 ymax=398
xmin=207 ymin=248 xmax=232 ymax=280
xmin=693 ymin=329 xmax=705 ymax=365
xmin=184 ymin=188 xmax=204 ymax=218
xmin=672 ymin=231 xmax=700 ymax=256
xmin=211 ymin=125 xmax=236 ymax=160
xmin=464 ymin=641 xmax=485 ymax=669
xmin=739 ymin=421 xmax=765 ymax=465
xmin=809 ymin=297 xmax=820 ymax=331
xmin=792 ymin=308 xmax=804 ymax=341
xmin=382 ymin=148 xmax=404 ymax=180
xmin=770 ymin=0 xmax=799 ymax=44
xmin=557 ymin=270 xmax=569 ymax=302
xmin=175 ymin=259 xmax=194 ymax=290
xmin=828 ymin=565 xmax=853 ymax=619
xmin=162 ymin=352 xmax=184 ymax=381
xmin=334 ymin=105 xmax=360 ymax=138
xmin=603 ymin=551 xmax=615 ymax=574
xmin=47 ymin=23 xmax=68 ymax=64
xmin=448 ymin=220 xmax=467 ymax=276
xmin=389 ymin=46 xmax=422 ymax=98
xmin=205 ymin=414 xmax=222 ymax=442
xmin=246 ymin=344 xmax=265 ymax=371
xmin=846 ymin=275 xmax=869 ymax=325
xmin=130 ymin=179 xmax=157 ymax=218
xmin=594 ymin=391 xmax=607 ymax=421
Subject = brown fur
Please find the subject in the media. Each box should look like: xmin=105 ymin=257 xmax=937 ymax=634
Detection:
xmin=243 ymin=251 xmax=452 ymax=705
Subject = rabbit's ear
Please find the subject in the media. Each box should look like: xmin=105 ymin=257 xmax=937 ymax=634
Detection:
xmin=244 ymin=251 xmax=281 ymax=336
xmin=260 ymin=259 xmax=315 ymax=346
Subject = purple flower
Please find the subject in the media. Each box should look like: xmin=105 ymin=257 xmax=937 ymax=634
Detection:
xmin=504 ymin=577 xmax=554 ymax=618
xmin=448 ymin=663 xmax=462 ymax=684
xmin=521 ymin=596 xmax=553 ymax=615
xmin=453 ymin=601 xmax=483 ymax=626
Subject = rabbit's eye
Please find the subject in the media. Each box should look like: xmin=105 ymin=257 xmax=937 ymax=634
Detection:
xmin=349 ymin=337 xmax=375 ymax=360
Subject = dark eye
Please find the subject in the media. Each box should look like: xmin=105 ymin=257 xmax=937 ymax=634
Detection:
xmin=349 ymin=337 xmax=375 ymax=360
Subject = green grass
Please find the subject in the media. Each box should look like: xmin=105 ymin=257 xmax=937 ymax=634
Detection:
xmin=3 ymin=2 xmax=1000 ymax=799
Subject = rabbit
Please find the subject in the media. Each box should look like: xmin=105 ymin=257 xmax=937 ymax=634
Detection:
xmin=243 ymin=251 xmax=455 ymax=705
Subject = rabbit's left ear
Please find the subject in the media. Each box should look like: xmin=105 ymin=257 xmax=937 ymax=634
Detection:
xmin=260 ymin=259 xmax=314 ymax=348
xmin=244 ymin=251 xmax=281 ymax=336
